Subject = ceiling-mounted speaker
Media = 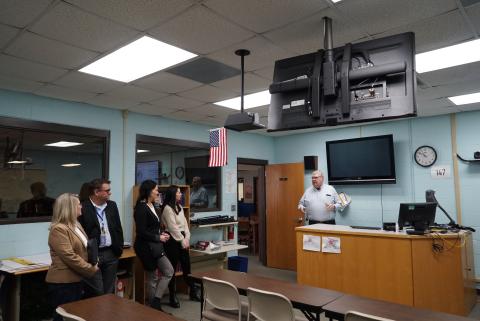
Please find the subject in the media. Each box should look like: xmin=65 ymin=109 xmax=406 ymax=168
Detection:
xmin=304 ymin=156 xmax=318 ymax=170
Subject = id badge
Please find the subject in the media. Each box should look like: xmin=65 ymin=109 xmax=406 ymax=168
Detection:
xmin=100 ymin=227 xmax=106 ymax=247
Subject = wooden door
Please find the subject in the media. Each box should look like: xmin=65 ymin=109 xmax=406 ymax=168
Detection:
xmin=266 ymin=163 xmax=304 ymax=270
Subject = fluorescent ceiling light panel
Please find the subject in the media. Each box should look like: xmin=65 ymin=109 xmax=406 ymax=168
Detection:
xmin=137 ymin=149 xmax=150 ymax=153
xmin=62 ymin=163 xmax=82 ymax=167
xmin=214 ymin=90 xmax=271 ymax=110
xmin=79 ymin=36 xmax=197 ymax=82
xmin=45 ymin=141 xmax=84 ymax=148
xmin=331 ymin=0 xmax=342 ymax=2
xmin=448 ymin=92 xmax=480 ymax=105
xmin=416 ymin=39 xmax=480 ymax=73
xmin=8 ymin=160 xmax=27 ymax=164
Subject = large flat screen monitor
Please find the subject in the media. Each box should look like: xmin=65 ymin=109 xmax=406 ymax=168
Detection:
xmin=326 ymin=134 xmax=395 ymax=185
xmin=398 ymin=202 xmax=437 ymax=231
xmin=267 ymin=32 xmax=416 ymax=132
xmin=136 ymin=161 xmax=160 ymax=184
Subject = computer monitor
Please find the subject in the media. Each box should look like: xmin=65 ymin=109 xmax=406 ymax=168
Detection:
xmin=398 ymin=203 xmax=437 ymax=232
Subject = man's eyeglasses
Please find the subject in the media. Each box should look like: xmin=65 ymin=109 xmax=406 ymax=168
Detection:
xmin=312 ymin=176 xmax=321 ymax=179
xmin=98 ymin=189 xmax=111 ymax=193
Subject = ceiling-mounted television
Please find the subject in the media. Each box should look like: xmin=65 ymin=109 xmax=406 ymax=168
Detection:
xmin=326 ymin=134 xmax=396 ymax=185
xmin=267 ymin=19 xmax=416 ymax=132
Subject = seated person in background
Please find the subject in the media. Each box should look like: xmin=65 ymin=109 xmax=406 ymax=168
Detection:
xmin=190 ymin=176 xmax=208 ymax=208
xmin=17 ymin=182 xmax=55 ymax=218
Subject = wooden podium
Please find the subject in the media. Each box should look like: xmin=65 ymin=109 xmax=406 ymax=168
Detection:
xmin=295 ymin=225 xmax=476 ymax=316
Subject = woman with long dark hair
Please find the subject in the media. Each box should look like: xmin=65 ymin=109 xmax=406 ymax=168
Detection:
xmin=134 ymin=180 xmax=174 ymax=311
xmin=161 ymin=185 xmax=200 ymax=308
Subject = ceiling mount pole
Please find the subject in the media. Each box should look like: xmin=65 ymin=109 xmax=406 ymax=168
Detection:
xmin=235 ymin=49 xmax=250 ymax=113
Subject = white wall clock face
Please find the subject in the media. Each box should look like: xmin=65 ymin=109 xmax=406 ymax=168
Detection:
xmin=414 ymin=145 xmax=437 ymax=167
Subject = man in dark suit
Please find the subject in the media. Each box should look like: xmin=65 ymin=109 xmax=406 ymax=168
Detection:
xmin=79 ymin=178 xmax=124 ymax=296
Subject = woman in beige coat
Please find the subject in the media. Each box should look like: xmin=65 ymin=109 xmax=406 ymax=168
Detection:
xmin=46 ymin=193 xmax=98 ymax=321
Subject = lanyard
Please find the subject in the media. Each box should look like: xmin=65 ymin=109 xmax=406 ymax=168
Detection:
xmin=96 ymin=209 xmax=106 ymax=233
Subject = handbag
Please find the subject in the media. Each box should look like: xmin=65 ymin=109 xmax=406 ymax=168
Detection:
xmin=148 ymin=241 xmax=164 ymax=258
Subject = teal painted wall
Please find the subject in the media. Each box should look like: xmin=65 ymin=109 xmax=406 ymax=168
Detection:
xmin=0 ymin=89 xmax=275 ymax=257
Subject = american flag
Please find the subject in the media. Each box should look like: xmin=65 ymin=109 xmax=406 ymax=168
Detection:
xmin=209 ymin=127 xmax=227 ymax=167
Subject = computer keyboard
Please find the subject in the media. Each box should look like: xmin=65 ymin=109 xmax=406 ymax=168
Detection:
xmin=350 ymin=225 xmax=381 ymax=230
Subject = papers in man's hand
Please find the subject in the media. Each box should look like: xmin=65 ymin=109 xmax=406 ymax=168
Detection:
xmin=0 ymin=253 xmax=51 ymax=273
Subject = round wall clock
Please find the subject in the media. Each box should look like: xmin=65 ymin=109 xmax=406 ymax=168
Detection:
xmin=175 ymin=166 xmax=185 ymax=179
xmin=414 ymin=145 xmax=437 ymax=167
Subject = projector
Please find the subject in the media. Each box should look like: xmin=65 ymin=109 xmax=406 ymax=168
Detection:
xmin=224 ymin=112 xmax=265 ymax=131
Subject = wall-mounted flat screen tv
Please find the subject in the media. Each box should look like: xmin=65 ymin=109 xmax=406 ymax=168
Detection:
xmin=326 ymin=134 xmax=396 ymax=185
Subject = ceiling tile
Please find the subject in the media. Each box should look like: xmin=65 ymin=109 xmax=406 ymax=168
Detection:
xmin=65 ymin=0 xmax=194 ymax=31
xmin=252 ymin=66 xmax=274 ymax=80
xmin=128 ymin=102 xmax=177 ymax=116
xmin=189 ymin=103 xmax=233 ymax=117
xmin=34 ymin=84 xmax=97 ymax=102
xmin=165 ymin=110 xmax=206 ymax=122
xmin=30 ymin=2 xmax=139 ymax=52
xmin=150 ymin=95 xmax=203 ymax=110
xmin=207 ymin=36 xmax=295 ymax=71
xmin=0 ymin=74 xmax=44 ymax=93
xmin=336 ymin=0 xmax=458 ymax=35
xmin=178 ymin=85 xmax=236 ymax=103
xmin=419 ymin=61 xmax=480 ymax=86
xmin=375 ymin=10 xmax=473 ymax=53
xmin=211 ymin=73 xmax=270 ymax=94
xmin=148 ymin=5 xmax=254 ymax=54
xmin=457 ymin=102 xmax=480 ymax=112
xmin=54 ymin=71 xmax=123 ymax=93
xmin=0 ymin=0 xmax=51 ymax=28
xmin=466 ymin=3 xmax=480 ymax=34
xmin=86 ymin=93 xmax=138 ymax=109
xmin=418 ymin=79 xmax=480 ymax=101
xmin=0 ymin=54 xmax=66 ymax=82
xmin=133 ymin=72 xmax=202 ymax=94
xmin=264 ymin=8 xmax=367 ymax=54
xmin=104 ymin=84 xmax=167 ymax=102
xmin=0 ymin=24 xmax=20 ymax=49
xmin=5 ymin=31 xmax=98 ymax=69
xmin=205 ymin=0 xmax=329 ymax=33
xmin=166 ymin=57 xmax=240 ymax=84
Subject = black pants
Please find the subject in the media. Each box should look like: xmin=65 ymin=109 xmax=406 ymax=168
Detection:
xmin=164 ymin=236 xmax=193 ymax=295
xmin=309 ymin=219 xmax=336 ymax=225
xmin=47 ymin=282 xmax=83 ymax=321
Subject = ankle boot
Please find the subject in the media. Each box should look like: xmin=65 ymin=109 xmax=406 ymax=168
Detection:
xmin=168 ymin=281 xmax=180 ymax=308
xmin=189 ymin=285 xmax=201 ymax=302
xmin=150 ymin=297 xmax=163 ymax=311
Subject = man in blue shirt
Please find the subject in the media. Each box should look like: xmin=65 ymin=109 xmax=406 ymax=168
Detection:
xmin=79 ymin=178 xmax=124 ymax=296
xmin=298 ymin=170 xmax=341 ymax=225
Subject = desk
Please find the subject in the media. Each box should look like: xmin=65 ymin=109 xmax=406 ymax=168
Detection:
xmin=296 ymin=225 xmax=476 ymax=316
xmin=191 ymin=269 xmax=343 ymax=321
xmin=323 ymin=294 xmax=476 ymax=321
xmin=60 ymin=294 xmax=183 ymax=321
xmin=4 ymin=248 xmax=136 ymax=321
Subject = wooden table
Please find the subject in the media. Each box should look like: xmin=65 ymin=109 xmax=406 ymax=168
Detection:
xmin=191 ymin=269 xmax=343 ymax=321
xmin=323 ymin=294 xmax=477 ymax=321
xmin=296 ymin=225 xmax=476 ymax=316
xmin=4 ymin=248 xmax=136 ymax=321
xmin=60 ymin=294 xmax=183 ymax=321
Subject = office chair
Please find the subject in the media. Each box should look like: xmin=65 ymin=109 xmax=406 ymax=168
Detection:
xmin=202 ymin=277 xmax=247 ymax=321
xmin=345 ymin=311 xmax=395 ymax=321
xmin=55 ymin=307 xmax=86 ymax=321
xmin=247 ymin=287 xmax=302 ymax=321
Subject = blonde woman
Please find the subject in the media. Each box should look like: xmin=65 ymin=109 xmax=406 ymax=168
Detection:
xmin=46 ymin=193 xmax=98 ymax=321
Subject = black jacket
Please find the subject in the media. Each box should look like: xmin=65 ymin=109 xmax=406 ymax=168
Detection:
xmin=134 ymin=202 xmax=165 ymax=271
xmin=79 ymin=200 xmax=124 ymax=258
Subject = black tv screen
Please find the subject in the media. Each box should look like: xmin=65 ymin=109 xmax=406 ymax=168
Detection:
xmin=326 ymin=134 xmax=396 ymax=185
xmin=267 ymin=32 xmax=416 ymax=132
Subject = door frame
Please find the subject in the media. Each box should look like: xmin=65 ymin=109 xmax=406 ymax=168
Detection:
xmin=237 ymin=158 xmax=268 ymax=265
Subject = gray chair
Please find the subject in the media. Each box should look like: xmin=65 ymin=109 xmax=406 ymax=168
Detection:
xmin=345 ymin=311 xmax=396 ymax=321
xmin=55 ymin=307 xmax=86 ymax=321
xmin=202 ymin=276 xmax=247 ymax=321
xmin=247 ymin=287 xmax=301 ymax=321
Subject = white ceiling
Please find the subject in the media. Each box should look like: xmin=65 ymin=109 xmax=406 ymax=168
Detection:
xmin=1 ymin=0 xmax=480 ymax=134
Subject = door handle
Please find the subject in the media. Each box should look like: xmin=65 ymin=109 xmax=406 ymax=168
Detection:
xmin=297 ymin=217 xmax=303 ymax=223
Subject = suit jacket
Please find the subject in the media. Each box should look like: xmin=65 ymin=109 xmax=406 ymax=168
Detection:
xmin=134 ymin=202 xmax=165 ymax=271
xmin=46 ymin=223 xmax=97 ymax=283
xmin=78 ymin=200 xmax=124 ymax=257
